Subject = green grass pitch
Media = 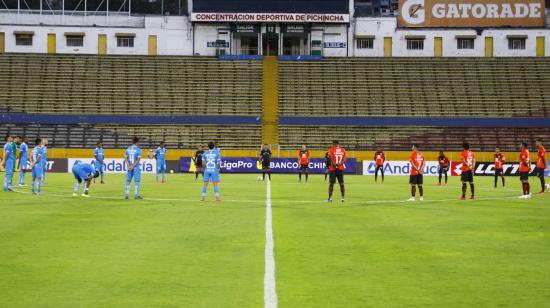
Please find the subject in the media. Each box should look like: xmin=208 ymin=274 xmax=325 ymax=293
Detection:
xmin=1 ymin=173 xmax=549 ymax=307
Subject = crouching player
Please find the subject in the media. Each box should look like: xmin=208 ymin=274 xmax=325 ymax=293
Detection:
xmin=201 ymin=141 xmax=221 ymax=202
xmin=72 ymin=161 xmax=99 ymax=197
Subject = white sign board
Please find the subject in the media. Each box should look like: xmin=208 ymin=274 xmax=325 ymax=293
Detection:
xmin=68 ymin=158 xmax=157 ymax=174
xmin=363 ymin=161 xmax=442 ymax=176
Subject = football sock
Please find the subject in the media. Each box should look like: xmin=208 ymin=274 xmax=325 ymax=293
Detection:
xmin=31 ymin=180 xmax=35 ymax=193
xmin=268 ymin=172 xmax=271 ymax=180
xmin=324 ymin=173 xmax=328 ymax=180
xmin=541 ymin=177 xmax=546 ymax=192
xmin=83 ymin=182 xmax=89 ymax=193
xmin=214 ymin=186 xmax=219 ymax=198
xmin=125 ymin=182 xmax=130 ymax=196
xmin=462 ymin=183 xmax=467 ymax=198
xmin=328 ymin=184 xmax=334 ymax=199
xmin=195 ymin=172 xmax=199 ymax=180
xmin=439 ymin=174 xmax=443 ymax=184
xmin=419 ymin=186 xmax=424 ymax=197
xmin=262 ymin=173 xmax=265 ymax=181
xmin=411 ymin=186 xmax=416 ymax=197
xmin=340 ymin=184 xmax=345 ymax=197
xmin=444 ymin=173 xmax=448 ymax=184
xmin=501 ymin=176 xmax=505 ymax=187
xmin=202 ymin=186 xmax=207 ymax=197
xmin=74 ymin=182 xmax=80 ymax=193
xmin=101 ymin=173 xmax=104 ymax=182
xmin=299 ymin=173 xmax=302 ymax=181
xmin=19 ymin=172 xmax=25 ymax=185
xmin=162 ymin=172 xmax=166 ymax=182
xmin=470 ymin=184 xmax=475 ymax=198
xmin=37 ymin=181 xmax=41 ymax=193
xmin=494 ymin=176 xmax=498 ymax=187
xmin=526 ymin=182 xmax=530 ymax=195
xmin=305 ymin=173 xmax=308 ymax=182
xmin=134 ymin=183 xmax=140 ymax=197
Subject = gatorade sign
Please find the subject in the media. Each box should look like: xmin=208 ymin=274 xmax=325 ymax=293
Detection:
xmin=398 ymin=0 xmax=545 ymax=27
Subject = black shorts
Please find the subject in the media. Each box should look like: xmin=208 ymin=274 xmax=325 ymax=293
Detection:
xmin=519 ymin=171 xmax=529 ymax=181
xmin=534 ymin=167 xmax=545 ymax=177
xmin=495 ymin=169 xmax=503 ymax=176
xmin=329 ymin=170 xmax=344 ymax=185
xmin=461 ymin=170 xmax=474 ymax=183
xmin=196 ymin=161 xmax=203 ymax=168
xmin=375 ymin=165 xmax=384 ymax=171
xmin=439 ymin=166 xmax=449 ymax=173
xmin=299 ymin=164 xmax=309 ymax=171
xmin=409 ymin=174 xmax=423 ymax=185
xmin=262 ymin=161 xmax=270 ymax=170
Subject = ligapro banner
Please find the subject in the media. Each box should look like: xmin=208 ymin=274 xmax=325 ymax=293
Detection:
xmin=180 ymin=157 xmax=357 ymax=174
xmin=363 ymin=161 xmax=442 ymax=176
xmin=398 ymin=0 xmax=545 ymax=27
xmin=67 ymin=158 xmax=157 ymax=174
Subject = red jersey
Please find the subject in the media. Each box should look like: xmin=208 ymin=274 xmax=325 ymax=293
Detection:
xmin=298 ymin=150 xmax=310 ymax=165
xmin=494 ymin=153 xmax=505 ymax=170
xmin=328 ymin=146 xmax=346 ymax=171
xmin=409 ymin=151 xmax=425 ymax=176
xmin=438 ymin=155 xmax=449 ymax=167
xmin=519 ymin=149 xmax=531 ymax=172
xmin=461 ymin=150 xmax=475 ymax=172
xmin=537 ymin=146 xmax=546 ymax=169
xmin=374 ymin=151 xmax=385 ymax=166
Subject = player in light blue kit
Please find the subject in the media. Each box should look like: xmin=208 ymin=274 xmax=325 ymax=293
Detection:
xmin=155 ymin=141 xmax=167 ymax=183
xmin=125 ymin=137 xmax=143 ymax=200
xmin=2 ymin=135 xmax=15 ymax=192
xmin=41 ymin=139 xmax=48 ymax=184
xmin=30 ymin=138 xmax=45 ymax=195
xmin=94 ymin=142 xmax=106 ymax=184
xmin=17 ymin=136 xmax=29 ymax=186
xmin=201 ymin=141 xmax=221 ymax=202
xmin=72 ymin=160 xmax=99 ymax=197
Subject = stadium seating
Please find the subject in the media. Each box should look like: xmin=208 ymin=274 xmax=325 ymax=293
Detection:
xmin=278 ymin=58 xmax=550 ymax=118
xmin=0 ymin=54 xmax=262 ymax=116
xmin=279 ymin=125 xmax=550 ymax=151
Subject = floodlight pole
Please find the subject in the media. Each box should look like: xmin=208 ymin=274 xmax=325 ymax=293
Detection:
xmin=128 ymin=0 xmax=131 ymax=16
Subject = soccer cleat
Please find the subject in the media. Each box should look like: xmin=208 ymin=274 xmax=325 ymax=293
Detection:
xmin=539 ymin=191 xmax=545 ymax=195
xmin=341 ymin=198 xmax=345 ymax=203
xmin=81 ymin=194 xmax=90 ymax=198
xmin=325 ymin=199 xmax=333 ymax=203
xmin=18 ymin=184 xmax=27 ymax=187
xmin=101 ymin=181 xmax=105 ymax=184
xmin=460 ymin=196 xmax=466 ymax=200
xmin=437 ymin=183 xmax=441 ymax=186
xmin=470 ymin=196 xmax=475 ymax=200
xmin=518 ymin=195 xmax=528 ymax=199
xmin=125 ymin=195 xmax=129 ymax=200
xmin=525 ymin=194 xmax=532 ymax=199
xmin=72 ymin=193 xmax=78 ymax=197
xmin=135 ymin=196 xmax=143 ymax=200
xmin=216 ymin=198 xmax=221 ymax=202
xmin=406 ymin=197 xmax=416 ymax=202
xmin=419 ymin=197 xmax=424 ymax=201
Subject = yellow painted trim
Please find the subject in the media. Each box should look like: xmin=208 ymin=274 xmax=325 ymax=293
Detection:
xmin=536 ymin=36 xmax=545 ymax=57
xmin=0 ymin=32 xmax=4 ymax=54
xmin=47 ymin=33 xmax=56 ymax=54
xmin=485 ymin=36 xmax=493 ymax=58
xmin=262 ymin=56 xmax=279 ymax=145
xmin=383 ymin=37 xmax=392 ymax=57
xmin=148 ymin=35 xmax=157 ymax=56
xmin=10 ymin=149 xmax=528 ymax=163
xmin=434 ymin=37 xmax=443 ymax=57
xmin=98 ymin=34 xmax=107 ymax=55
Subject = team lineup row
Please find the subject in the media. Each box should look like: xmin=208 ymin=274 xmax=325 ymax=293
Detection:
xmin=1 ymin=135 xmax=547 ymax=202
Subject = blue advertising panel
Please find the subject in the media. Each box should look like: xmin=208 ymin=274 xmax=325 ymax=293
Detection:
xmin=180 ymin=157 xmax=356 ymax=174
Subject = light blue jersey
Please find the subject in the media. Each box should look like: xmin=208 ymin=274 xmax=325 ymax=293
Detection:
xmin=19 ymin=142 xmax=28 ymax=168
xmin=203 ymin=149 xmax=221 ymax=183
xmin=125 ymin=145 xmax=142 ymax=198
xmin=72 ymin=162 xmax=96 ymax=181
xmin=94 ymin=147 xmax=105 ymax=177
xmin=42 ymin=146 xmax=48 ymax=170
xmin=3 ymin=142 xmax=15 ymax=191
xmin=155 ymin=147 xmax=167 ymax=182
xmin=155 ymin=147 xmax=167 ymax=164
xmin=30 ymin=146 xmax=45 ymax=193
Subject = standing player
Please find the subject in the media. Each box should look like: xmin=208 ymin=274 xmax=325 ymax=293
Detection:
xmin=193 ymin=146 xmax=204 ymax=181
xmin=41 ymin=139 xmax=48 ymax=184
xmin=30 ymin=138 xmax=45 ymax=195
xmin=327 ymin=140 xmax=346 ymax=203
xmin=460 ymin=142 xmax=476 ymax=200
xmin=155 ymin=141 xmax=167 ymax=183
xmin=201 ymin=141 xmax=221 ymax=202
xmin=494 ymin=147 xmax=506 ymax=188
xmin=2 ymin=135 xmax=15 ymax=192
xmin=324 ymin=151 xmax=331 ymax=181
xmin=125 ymin=137 xmax=143 ymax=200
xmin=94 ymin=142 xmax=106 ymax=184
xmin=518 ymin=142 xmax=531 ymax=199
xmin=17 ymin=136 xmax=29 ymax=186
xmin=407 ymin=145 xmax=425 ymax=201
xmin=72 ymin=161 xmax=99 ymax=197
xmin=259 ymin=144 xmax=272 ymax=181
xmin=437 ymin=151 xmax=449 ymax=186
xmin=298 ymin=145 xmax=310 ymax=182
xmin=374 ymin=147 xmax=385 ymax=183
xmin=535 ymin=139 xmax=546 ymax=194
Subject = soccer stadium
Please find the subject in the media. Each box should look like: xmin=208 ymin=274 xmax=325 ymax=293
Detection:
xmin=1 ymin=0 xmax=550 ymax=306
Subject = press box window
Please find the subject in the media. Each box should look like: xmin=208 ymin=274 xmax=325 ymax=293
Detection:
xmin=457 ymin=38 xmax=474 ymax=50
xmin=15 ymin=33 xmax=33 ymax=46
xmin=356 ymin=38 xmax=374 ymax=49
xmin=508 ymin=38 xmax=526 ymax=50
xmin=406 ymin=39 xmax=424 ymax=50
xmin=116 ymin=35 xmax=135 ymax=48
xmin=66 ymin=35 xmax=84 ymax=47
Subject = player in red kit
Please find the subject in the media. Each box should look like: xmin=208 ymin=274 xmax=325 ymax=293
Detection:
xmin=460 ymin=142 xmax=476 ymax=200
xmin=326 ymin=140 xmax=346 ymax=203
xmin=437 ymin=150 xmax=449 ymax=186
xmin=374 ymin=147 xmax=385 ymax=183
xmin=297 ymin=145 xmax=310 ymax=183
xmin=407 ymin=144 xmax=425 ymax=202
xmin=535 ymin=139 xmax=546 ymax=194
xmin=494 ymin=147 xmax=506 ymax=188
xmin=518 ymin=142 xmax=532 ymax=199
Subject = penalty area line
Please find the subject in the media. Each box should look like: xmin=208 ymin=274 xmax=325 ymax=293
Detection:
xmin=264 ymin=179 xmax=278 ymax=308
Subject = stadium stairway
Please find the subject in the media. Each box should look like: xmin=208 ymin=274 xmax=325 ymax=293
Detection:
xmin=261 ymin=56 xmax=279 ymax=145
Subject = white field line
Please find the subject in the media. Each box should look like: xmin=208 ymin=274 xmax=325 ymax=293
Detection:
xmin=264 ymin=179 xmax=278 ymax=308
